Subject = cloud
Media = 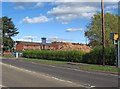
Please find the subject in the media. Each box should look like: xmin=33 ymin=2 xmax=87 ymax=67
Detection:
xmin=66 ymin=28 xmax=83 ymax=32
xmin=16 ymin=38 xmax=32 ymax=42
xmin=34 ymin=2 xmax=44 ymax=8
xmin=48 ymin=2 xmax=119 ymax=24
xmin=14 ymin=6 xmax=24 ymax=9
xmin=48 ymin=2 xmax=98 ymax=23
xmin=4 ymin=0 xmax=120 ymax=2
xmin=21 ymin=15 xmax=50 ymax=24
xmin=13 ymin=2 xmax=32 ymax=10
xmin=105 ymin=5 xmax=118 ymax=10
xmin=5 ymin=0 xmax=55 ymax=2
xmin=15 ymin=36 xmax=41 ymax=42
xmin=23 ymin=36 xmax=38 ymax=39
xmin=47 ymin=36 xmax=72 ymax=42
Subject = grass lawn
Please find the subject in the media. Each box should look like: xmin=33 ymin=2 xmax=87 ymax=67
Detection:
xmin=79 ymin=65 xmax=119 ymax=73
xmin=22 ymin=58 xmax=68 ymax=65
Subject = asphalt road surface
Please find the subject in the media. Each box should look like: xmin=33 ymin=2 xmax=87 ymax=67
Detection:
xmin=1 ymin=58 xmax=119 ymax=88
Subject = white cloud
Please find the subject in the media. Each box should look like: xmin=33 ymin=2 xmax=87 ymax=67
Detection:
xmin=22 ymin=15 xmax=50 ymax=24
xmin=23 ymin=36 xmax=38 ymax=39
xmin=4 ymin=0 xmax=55 ymax=2
xmin=16 ymin=38 xmax=32 ymax=42
xmin=13 ymin=2 xmax=32 ymax=10
xmin=14 ymin=6 xmax=24 ymax=9
xmin=34 ymin=2 xmax=44 ymax=8
xmin=66 ymin=28 xmax=83 ymax=32
xmin=48 ymin=3 xmax=98 ymax=23
xmin=47 ymin=36 xmax=72 ymax=42
xmin=3 ymin=0 xmax=120 ymax=2
xmin=105 ymin=5 xmax=118 ymax=10
xmin=15 ymin=36 xmax=41 ymax=42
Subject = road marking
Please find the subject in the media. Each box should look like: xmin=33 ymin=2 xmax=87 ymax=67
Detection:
xmin=3 ymin=59 xmax=118 ymax=77
xmin=25 ymin=60 xmax=118 ymax=77
xmin=1 ymin=62 xmax=87 ymax=87
xmin=44 ymin=64 xmax=118 ymax=77
xmin=0 ymin=84 xmax=6 ymax=88
xmin=90 ymin=86 xmax=95 ymax=88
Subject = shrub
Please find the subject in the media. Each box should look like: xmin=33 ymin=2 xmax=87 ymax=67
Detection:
xmin=22 ymin=50 xmax=85 ymax=62
xmin=82 ymin=46 xmax=116 ymax=66
xmin=23 ymin=46 xmax=116 ymax=66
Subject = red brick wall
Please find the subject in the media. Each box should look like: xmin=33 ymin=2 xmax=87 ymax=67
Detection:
xmin=16 ymin=43 xmax=24 ymax=51
xmin=24 ymin=45 xmax=41 ymax=50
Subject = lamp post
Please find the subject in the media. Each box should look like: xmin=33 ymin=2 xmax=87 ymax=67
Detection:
xmin=101 ymin=0 xmax=105 ymax=66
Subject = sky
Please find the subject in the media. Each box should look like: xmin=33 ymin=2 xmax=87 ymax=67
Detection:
xmin=1 ymin=1 xmax=119 ymax=43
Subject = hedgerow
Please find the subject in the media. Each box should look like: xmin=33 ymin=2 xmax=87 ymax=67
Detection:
xmin=23 ymin=50 xmax=85 ymax=62
xmin=23 ymin=46 xmax=116 ymax=66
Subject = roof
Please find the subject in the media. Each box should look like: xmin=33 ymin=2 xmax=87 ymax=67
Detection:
xmin=16 ymin=41 xmax=60 ymax=46
xmin=17 ymin=41 xmax=41 ymax=46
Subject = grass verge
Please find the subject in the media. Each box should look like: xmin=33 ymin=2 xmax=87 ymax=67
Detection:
xmin=3 ymin=54 xmax=15 ymax=58
xmin=21 ymin=58 xmax=68 ymax=65
xmin=79 ymin=65 xmax=119 ymax=73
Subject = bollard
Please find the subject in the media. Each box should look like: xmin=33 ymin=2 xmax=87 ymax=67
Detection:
xmin=16 ymin=52 xmax=18 ymax=58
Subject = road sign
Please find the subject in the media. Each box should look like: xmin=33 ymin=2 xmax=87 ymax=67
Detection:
xmin=110 ymin=33 xmax=119 ymax=45
xmin=113 ymin=33 xmax=118 ymax=45
xmin=114 ymin=33 xmax=118 ymax=40
xmin=110 ymin=33 xmax=119 ymax=68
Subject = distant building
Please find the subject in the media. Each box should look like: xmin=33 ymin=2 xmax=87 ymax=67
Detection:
xmin=16 ymin=41 xmax=91 ymax=53
xmin=16 ymin=41 xmax=61 ymax=52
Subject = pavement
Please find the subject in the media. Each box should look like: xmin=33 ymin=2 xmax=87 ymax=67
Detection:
xmin=1 ymin=58 xmax=119 ymax=88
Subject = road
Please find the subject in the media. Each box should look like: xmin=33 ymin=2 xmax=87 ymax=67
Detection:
xmin=1 ymin=58 xmax=119 ymax=88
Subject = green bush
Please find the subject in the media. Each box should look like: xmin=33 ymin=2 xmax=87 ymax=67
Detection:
xmin=23 ymin=50 xmax=85 ymax=62
xmin=82 ymin=46 xmax=116 ymax=65
xmin=23 ymin=46 xmax=116 ymax=65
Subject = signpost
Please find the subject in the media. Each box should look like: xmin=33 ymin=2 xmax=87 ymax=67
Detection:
xmin=110 ymin=33 xmax=119 ymax=68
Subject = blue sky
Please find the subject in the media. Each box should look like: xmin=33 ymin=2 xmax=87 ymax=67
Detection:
xmin=2 ymin=1 xmax=118 ymax=43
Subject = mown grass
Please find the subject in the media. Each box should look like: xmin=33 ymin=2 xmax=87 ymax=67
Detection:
xmin=79 ymin=65 xmax=119 ymax=73
xmin=3 ymin=54 xmax=15 ymax=58
xmin=22 ymin=58 xmax=68 ymax=65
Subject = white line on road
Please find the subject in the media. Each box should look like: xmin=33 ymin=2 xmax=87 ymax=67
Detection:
xmin=41 ymin=63 xmax=118 ymax=77
xmin=0 ymin=84 xmax=6 ymax=88
xmin=27 ymin=60 xmax=118 ymax=77
xmin=1 ymin=62 xmax=88 ymax=88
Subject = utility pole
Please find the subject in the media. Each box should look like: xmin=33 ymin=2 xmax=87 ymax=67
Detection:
xmin=101 ymin=0 xmax=105 ymax=66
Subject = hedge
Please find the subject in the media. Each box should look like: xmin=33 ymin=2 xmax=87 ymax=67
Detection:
xmin=82 ymin=46 xmax=116 ymax=66
xmin=22 ymin=46 xmax=116 ymax=66
xmin=23 ymin=50 xmax=85 ymax=62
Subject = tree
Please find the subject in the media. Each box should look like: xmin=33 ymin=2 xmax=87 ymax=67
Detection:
xmin=1 ymin=16 xmax=19 ymax=52
xmin=85 ymin=13 xmax=119 ymax=47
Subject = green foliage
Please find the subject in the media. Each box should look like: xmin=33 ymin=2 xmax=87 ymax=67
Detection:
xmin=82 ymin=46 xmax=116 ymax=66
xmin=85 ymin=13 xmax=119 ymax=47
xmin=1 ymin=16 xmax=19 ymax=52
xmin=23 ymin=46 xmax=116 ymax=66
xmin=23 ymin=50 xmax=85 ymax=62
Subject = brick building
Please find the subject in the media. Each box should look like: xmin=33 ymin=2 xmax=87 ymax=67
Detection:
xmin=16 ymin=41 xmax=61 ymax=52
xmin=16 ymin=41 xmax=91 ymax=53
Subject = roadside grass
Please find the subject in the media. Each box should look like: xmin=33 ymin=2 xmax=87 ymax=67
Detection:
xmin=79 ymin=65 xmax=119 ymax=73
xmin=21 ymin=58 xmax=68 ymax=65
xmin=22 ymin=58 xmax=119 ymax=73
xmin=3 ymin=54 xmax=15 ymax=58
xmin=2 ymin=55 xmax=119 ymax=73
